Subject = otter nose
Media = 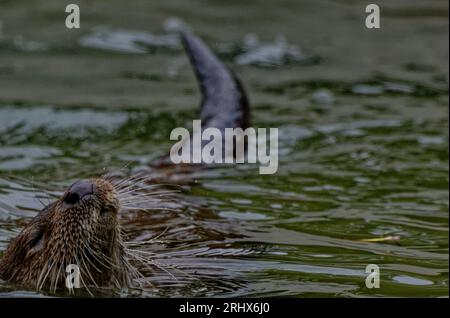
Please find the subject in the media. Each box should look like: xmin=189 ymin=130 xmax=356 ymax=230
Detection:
xmin=64 ymin=180 xmax=95 ymax=204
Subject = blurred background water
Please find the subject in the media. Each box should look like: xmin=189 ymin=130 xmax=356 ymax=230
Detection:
xmin=0 ymin=0 xmax=448 ymax=297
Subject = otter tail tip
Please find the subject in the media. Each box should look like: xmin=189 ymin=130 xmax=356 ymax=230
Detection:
xmin=180 ymin=31 xmax=250 ymax=130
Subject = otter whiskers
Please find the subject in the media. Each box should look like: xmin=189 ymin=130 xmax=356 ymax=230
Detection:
xmin=107 ymin=174 xmax=181 ymax=213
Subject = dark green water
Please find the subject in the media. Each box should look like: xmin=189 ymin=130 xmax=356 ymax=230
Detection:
xmin=0 ymin=0 xmax=448 ymax=297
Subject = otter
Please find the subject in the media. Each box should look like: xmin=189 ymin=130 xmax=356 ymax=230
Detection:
xmin=0 ymin=31 xmax=251 ymax=293
xmin=0 ymin=178 xmax=131 ymax=292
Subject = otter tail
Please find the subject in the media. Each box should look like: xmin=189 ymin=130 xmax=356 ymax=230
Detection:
xmin=180 ymin=31 xmax=250 ymax=131
xmin=149 ymin=32 xmax=250 ymax=168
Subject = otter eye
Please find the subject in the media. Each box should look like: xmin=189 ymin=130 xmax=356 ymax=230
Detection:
xmin=101 ymin=204 xmax=115 ymax=214
xmin=26 ymin=228 xmax=45 ymax=256
xmin=30 ymin=230 xmax=44 ymax=248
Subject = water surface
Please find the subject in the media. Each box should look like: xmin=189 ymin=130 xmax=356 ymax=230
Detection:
xmin=0 ymin=0 xmax=448 ymax=297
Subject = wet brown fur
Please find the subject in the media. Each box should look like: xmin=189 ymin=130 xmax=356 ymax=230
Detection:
xmin=0 ymin=179 xmax=130 ymax=292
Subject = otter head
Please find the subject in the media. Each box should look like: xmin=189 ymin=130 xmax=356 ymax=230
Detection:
xmin=0 ymin=178 xmax=129 ymax=292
